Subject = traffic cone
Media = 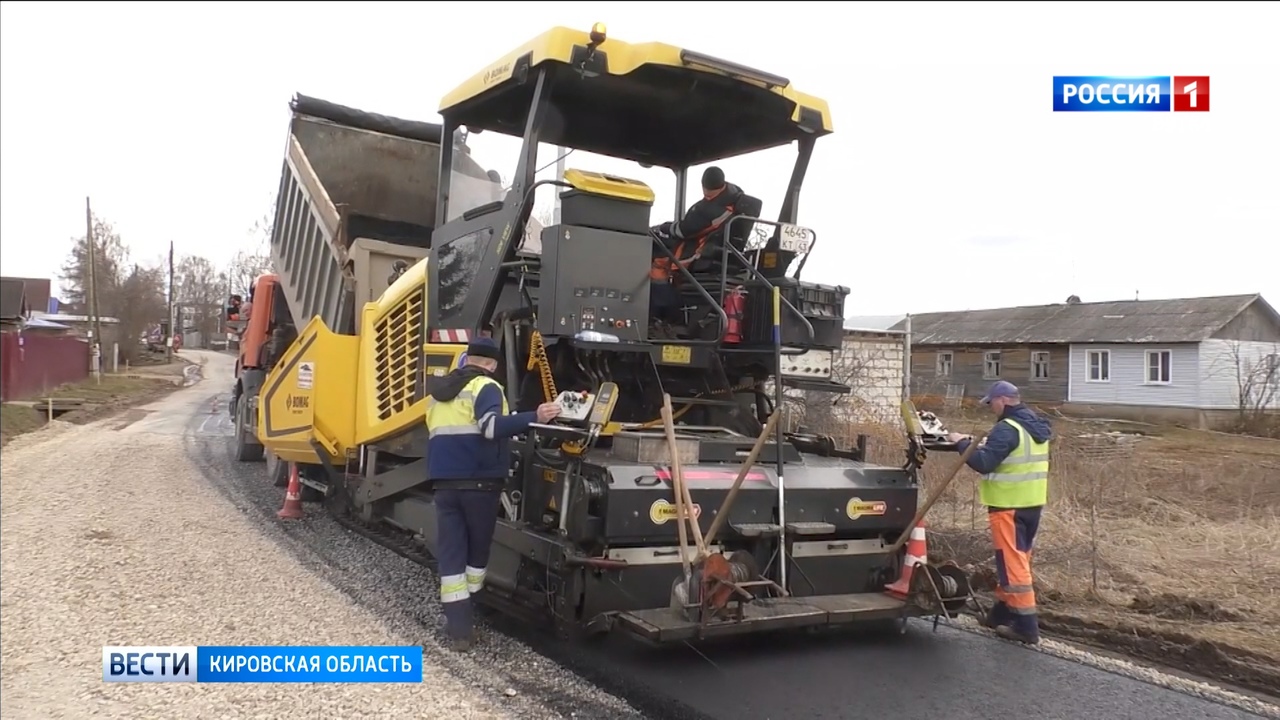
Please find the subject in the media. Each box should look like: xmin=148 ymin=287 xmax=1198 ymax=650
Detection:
xmin=885 ymin=520 xmax=929 ymax=598
xmin=277 ymin=462 xmax=304 ymax=520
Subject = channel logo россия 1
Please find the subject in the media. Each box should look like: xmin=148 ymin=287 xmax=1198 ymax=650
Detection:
xmin=1052 ymin=76 xmax=1209 ymax=112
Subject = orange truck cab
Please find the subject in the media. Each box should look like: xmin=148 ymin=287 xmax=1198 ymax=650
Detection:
xmin=226 ymin=272 xmax=296 ymax=465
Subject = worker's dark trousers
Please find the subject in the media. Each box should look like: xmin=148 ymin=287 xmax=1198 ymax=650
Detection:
xmin=988 ymin=506 xmax=1043 ymax=639
xmin=435 ymin=486 xmax=502 ymax=640
xmin=650 ymin=281 xmax=684 ymax=325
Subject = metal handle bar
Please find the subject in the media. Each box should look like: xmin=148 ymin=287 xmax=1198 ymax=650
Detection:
xmin=649 ymin=230 xmax=729 ymax=347
xmin=717 ymin=216 xmax=817 ymax=345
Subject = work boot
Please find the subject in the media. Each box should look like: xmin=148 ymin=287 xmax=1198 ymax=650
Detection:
xmin=995 ymin=625 xmax=1040 ymax=645
xmin=981 ymin=601 xmax=1013 ymax=629
xmin=648 ymin=320 xmax=676 ymax=340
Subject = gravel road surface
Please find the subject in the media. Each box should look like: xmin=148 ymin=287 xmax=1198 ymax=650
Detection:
xmin=0 ymin=351 xmax=642 ymax=720
xmin=5 ymin=349 xmax=1276 ymax=720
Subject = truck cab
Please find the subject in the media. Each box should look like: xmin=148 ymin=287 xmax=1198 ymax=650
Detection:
xmin=228 ymin=272 xmax=295 ymax=461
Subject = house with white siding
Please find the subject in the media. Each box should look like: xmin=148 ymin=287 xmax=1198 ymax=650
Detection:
xmin=893 ymin=294 xmax=1280 ymax=429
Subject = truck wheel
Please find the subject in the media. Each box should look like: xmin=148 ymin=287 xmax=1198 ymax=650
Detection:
xmin=267 ymin=453 xmax=289 ymax=487
xmin=233 ymin=395 xmax=265 ymax=462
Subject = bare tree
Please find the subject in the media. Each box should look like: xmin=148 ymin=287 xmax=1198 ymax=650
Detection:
xmin=115 ymin=265 xmax=168 ymax=361
xmin=249 ymin=206 xmax=273 ymax=253
xmin=785 ymin=333 xmax=908 ymax=438
xmin=225 ymin=207 xmax=275 ymax=297
xmin=60 ymin=213 xmax=166 ymax=362
xmin=175 ymin=255 xmax=224 ymax=347
xmin=60 ymin=213 xmax=128 ymax=310
xmin=518 ymin=202 xmax=553 ymax=254
xmin=1224 ymin=341 xmax=1280 ymax=435
xmin=533 ymin=202 xmax=554 ymax=228
xmin=226 ymin=249 xmax=273 ymax=297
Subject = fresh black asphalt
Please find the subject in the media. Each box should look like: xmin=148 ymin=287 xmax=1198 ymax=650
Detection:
xmin=571 ymin=621 xmax=1261 ymax=720
xmin=189 ymin=385 xmax=1269 ymax=720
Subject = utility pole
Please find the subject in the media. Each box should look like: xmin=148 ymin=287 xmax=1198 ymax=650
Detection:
xmin=85 ymin=196 xmax=102 ymax=379
xmin=167 ymin=240 xmax=176 ymax=362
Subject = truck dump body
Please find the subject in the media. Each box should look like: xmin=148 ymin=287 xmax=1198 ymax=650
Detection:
xmin=270 ymin=94 xmax=500 ymax=334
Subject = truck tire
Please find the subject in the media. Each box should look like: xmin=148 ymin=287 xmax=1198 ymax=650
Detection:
xmin=267 ymin=453 xmax=289 ymax=487
xmin=233 ymin=393 xmax=265 ymax=462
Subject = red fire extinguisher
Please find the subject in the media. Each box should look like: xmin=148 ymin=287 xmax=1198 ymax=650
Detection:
xmin=723 ymin=287 xmax=746 ymax=344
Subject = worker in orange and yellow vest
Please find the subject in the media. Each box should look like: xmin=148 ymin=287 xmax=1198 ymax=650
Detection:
xmin=947 ymin=380 xmax=1052 ymax=644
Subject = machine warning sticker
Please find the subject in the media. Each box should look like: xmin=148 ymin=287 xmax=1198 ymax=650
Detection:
xmin=846 ymin=498 xmax=887 ymax=520
xmin=650 ymin=498 xmax=701 ymax=525
xmin=661 ymin=345 xmax=692 ymax=364
xmin=297 ymin=362 xmax=314 ymax=390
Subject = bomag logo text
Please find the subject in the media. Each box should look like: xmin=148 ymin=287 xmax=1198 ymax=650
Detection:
xmin=286 ymin=394 xmax=310 ymax=411
xmin=483 ymin=63 xmax=511 ymax=84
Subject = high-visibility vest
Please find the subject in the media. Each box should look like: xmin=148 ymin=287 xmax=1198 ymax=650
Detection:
xmin=425 ymin=374 xmax=508 ymax=438
xmin=979 ymin=418 xmax=1050 ymax=509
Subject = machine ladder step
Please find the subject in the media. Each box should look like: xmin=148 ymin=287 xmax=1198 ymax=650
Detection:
xmin=731 ymin=522 xmax=782 ymax=537
xmin=787 ymin=521 xmax=836 ymax=536
xmin=669 ymin=396 xmax=740 ymax=407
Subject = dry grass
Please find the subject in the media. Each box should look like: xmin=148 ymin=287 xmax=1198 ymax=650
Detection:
xmin=841 ymin=404 xmax=1280 ymax=670
xmin=45 ymin=374 xmax=177 ymax=404
xmin=0 ymin=405 xmax=45 ymax=447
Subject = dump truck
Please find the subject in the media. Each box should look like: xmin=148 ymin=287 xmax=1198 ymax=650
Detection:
xmin=227 ymin=94 xmax=506 ymax=474
xmin=253 ymin=24 xmax=972 ymax=643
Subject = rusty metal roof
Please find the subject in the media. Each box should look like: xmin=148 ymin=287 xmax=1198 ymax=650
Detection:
xmin=893 ymin=294 xmax=1278 ymax=345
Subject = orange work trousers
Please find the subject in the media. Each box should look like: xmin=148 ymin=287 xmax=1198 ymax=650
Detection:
xmin=988 ymin=506 xmax=1043 ymax=637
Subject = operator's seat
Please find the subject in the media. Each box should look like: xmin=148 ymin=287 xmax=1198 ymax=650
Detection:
xmin=689 ymin=193 xmax=764 ymax=279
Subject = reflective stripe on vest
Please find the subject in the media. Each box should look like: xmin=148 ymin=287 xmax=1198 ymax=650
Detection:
xmin=425 ymin=375 xmax=508 ymax=438
xmin=979 ymin=418 xmax=1050 ymax=509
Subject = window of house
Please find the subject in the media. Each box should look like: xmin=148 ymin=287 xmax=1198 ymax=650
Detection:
xmin=1145 ymin=349 xmax=1173 ymax=384
xmin=936 ymin=352 xmax=953 ymax=377
xmin=1032 ymin=351 xmax=1050 ymax=381
xmin=1087 ymin=349 xmax=1110 ymax=382
xmin=1266 ymin=353 xmax=1280 ymax=374
xmin=983 ymin=351 xmax=1001 ymax=379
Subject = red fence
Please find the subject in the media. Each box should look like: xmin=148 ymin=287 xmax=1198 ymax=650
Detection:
xmin=0 ymin=332 xmax=90 ymax=401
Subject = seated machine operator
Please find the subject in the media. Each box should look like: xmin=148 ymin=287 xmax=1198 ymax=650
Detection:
xmin=649 ymin=167 xmax=745 ymax=331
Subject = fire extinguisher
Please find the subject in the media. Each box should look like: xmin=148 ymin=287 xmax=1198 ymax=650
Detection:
xmin=723 ymin=287 xmax=746 ymax=344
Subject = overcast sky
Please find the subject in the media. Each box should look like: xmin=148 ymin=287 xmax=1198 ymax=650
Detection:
xmin=1 ymin=1 xmax=1276 ymax=316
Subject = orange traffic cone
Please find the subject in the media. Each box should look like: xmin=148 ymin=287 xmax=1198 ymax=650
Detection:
xmin=885 ymin=520 xmax=929 ymax=598
xmin=277 ymin=462 xmax=304 ymax=520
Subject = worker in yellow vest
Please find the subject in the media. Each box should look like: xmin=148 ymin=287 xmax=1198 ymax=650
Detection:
xmin=426 ymin=338 xmax=561 ymax=651
xmin=948 ymin=380 xmax=1052 ymax=644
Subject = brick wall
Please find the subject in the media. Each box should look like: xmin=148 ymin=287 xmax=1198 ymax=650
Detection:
xmin=788 ymin=330 xmax=907 ymax=433
xmin=836 ymin=331 xmax=906 ymax=426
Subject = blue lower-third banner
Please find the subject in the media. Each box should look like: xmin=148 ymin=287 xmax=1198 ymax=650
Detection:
xmin=102 ymin=646 xmax=423 ymax=683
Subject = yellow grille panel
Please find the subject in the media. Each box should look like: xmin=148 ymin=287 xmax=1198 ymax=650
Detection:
xmin=374 ymin=290 xmax=424 ymax=421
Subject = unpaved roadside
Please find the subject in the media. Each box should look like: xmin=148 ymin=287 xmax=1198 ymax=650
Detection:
xmin=0 ymin=354 xmax=615 ymax=719
xmin=0 ymin=355 xmax=192 ymax=447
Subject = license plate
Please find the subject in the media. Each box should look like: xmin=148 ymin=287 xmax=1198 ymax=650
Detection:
xmin=778 ymin=223 xmax=813 ymax=253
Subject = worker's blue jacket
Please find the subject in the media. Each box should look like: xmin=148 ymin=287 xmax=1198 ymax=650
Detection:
xmin=425 ymin=366 xmax=536 ymax=481
xmin=954 ymin=403 xmax=1054 ymax=480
